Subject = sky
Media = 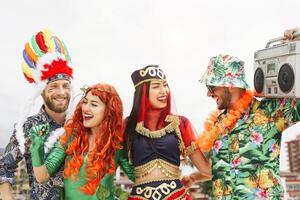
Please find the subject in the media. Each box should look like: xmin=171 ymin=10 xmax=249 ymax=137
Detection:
xmin=0 ymin=0 xmax=299 ymax=172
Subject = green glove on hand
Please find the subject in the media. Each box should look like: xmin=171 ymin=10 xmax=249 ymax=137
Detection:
xmin=114 ymin=186 xmax=130 ymax=200
xmin=29 ymin=124 xmax=49 ymax=167
xmin=96 ymin=184 xmax=110 ymax=200
xmin=45 ymin=142 xmax=66 ymax=176
xmin=116 ymin=147 xmax=135 ymax=182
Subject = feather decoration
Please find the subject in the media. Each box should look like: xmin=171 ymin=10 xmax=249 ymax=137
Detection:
xmin=55 ymin=36 xmax=65 ymax=55
xmin=35 ymin=32 xmax=48 ymax=53
xmin=15 ymin=84 xmax=45 ymax=154
xmin=44 ymin=127 xmax=65 ymax=154
xmin=22 ymin=50 xmax=35 ymax=68
xmin=31 ymin=35 xmax=43 ymax=57
xmin=21 ymin=29 xmax=73 ymax=84
xmin=43 ymin=29 xmax=55 ymax=53
xmin=62 ymin=41 xmax=71 ymax=62
xmin=25 ymin=42 xmax=38 ymax=63
xmin=21 ymin=62 xmax=33 ymax=78
xmin=23 ymin=72 xmax=35 ymax=83
xmin=40 ymin=58 xmax=73 ymax=81
xmin=53 ymin=37 xmax=61 ymax=53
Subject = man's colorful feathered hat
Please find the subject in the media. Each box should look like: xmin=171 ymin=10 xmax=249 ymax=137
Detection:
xmin=21 ymin=29 xmax=73 ymax=85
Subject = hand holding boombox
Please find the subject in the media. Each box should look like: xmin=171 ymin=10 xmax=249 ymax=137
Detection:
xmin=254 ymin=29 xmax=300 ymax=98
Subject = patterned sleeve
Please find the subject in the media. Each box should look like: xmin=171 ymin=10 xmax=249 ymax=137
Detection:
xmin=261 ymin=98 xmax=300 ymax=129
xmin=281 ymin=98 xmax=300 ymax=126
xmin=289 ymin=98 xmax=300 ymax=123
xmin=179 ymin=116 xmax=199 ymax=156
xmin=0 ymin=126 xmax=24 ymax=185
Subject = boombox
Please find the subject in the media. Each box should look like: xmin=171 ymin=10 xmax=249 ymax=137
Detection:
xmin=254 ymin=32 xmax=300 ymax=97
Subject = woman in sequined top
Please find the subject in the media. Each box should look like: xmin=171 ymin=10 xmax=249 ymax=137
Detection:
xmin=125 ymin=65 xmax=212 ymax=200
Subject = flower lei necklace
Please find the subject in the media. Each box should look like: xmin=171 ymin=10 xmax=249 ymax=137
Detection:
xmin=197 ymin=90 xmax=254 ymax=152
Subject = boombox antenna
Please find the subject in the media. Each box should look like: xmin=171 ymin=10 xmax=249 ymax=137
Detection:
xmin=265 ymin=30 xmax=300 ymax=48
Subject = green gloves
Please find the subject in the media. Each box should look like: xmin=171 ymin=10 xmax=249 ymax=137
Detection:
xmin=94 ymin=146 xmax=134 ymax=200
xmin=44 ymin=141 xmax=66 ymax=176
xmin=96 ymin=176 xmax=130 ymax=200
xmin=29 ymin=124 xmax=66 ymax=175
xmin=114 ymin=186 xmax=130 ymax=200
xmin=116 ymin=148 xmax=135 ymax=182
xmin=29 ymin=124 xmax=49 ymax=167
xmin=96 ymin=184 xmax=110 ymax=200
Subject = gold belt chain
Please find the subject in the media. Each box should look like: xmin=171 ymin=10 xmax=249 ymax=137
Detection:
xmin=134 ymin=159 xmax=181 ymax=179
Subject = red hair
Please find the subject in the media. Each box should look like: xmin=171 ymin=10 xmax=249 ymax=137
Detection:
xmin=60 ymin=83 xmax=123 ymax=195
xmin=137 ymin=82 xmax=171 ymax=128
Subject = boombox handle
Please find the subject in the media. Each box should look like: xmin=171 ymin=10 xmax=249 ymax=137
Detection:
xmin=265 ymin=30 xmax=300 ymax=48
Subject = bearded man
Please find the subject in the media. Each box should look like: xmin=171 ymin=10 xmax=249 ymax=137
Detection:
xmin=195 ymin=26 xmax=300 ymax=200
xmin=0 ymin=29 xmax=74 ymax=200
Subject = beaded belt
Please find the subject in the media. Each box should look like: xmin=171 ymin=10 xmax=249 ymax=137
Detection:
xmin=134 ymin=159 xmax=181 ymax=180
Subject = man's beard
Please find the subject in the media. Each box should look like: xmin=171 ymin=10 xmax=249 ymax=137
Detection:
xmin=218 ymin=88 xmax=231 ymax=110
xmin=43 ymin=94 xmax=70 ymax=113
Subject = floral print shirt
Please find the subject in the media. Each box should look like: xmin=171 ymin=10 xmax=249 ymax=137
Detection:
xmin=0 ymin=106 xmax=64 ymax=200
xmin=210 ymin=98 xmax=300 ymax=200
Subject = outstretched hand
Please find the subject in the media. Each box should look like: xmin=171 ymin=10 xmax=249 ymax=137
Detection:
xmin=29 ymin=124 xmax=49 ymax=167
xmin=29 ymin=124 xmax=49 ymax=149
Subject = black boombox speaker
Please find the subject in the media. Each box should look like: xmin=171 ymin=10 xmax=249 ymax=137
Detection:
xmin=254 ymin=31 xmax=300 ymax=97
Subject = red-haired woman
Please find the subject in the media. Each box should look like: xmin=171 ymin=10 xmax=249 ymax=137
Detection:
xmin=125 ymin=65 xmax=211 ymax=200
xmin=29 ymin=83 xmax=134 ymax=199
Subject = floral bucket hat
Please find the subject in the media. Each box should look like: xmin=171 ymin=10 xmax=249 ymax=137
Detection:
xmin=199 ymin=54 xmax=249 ymax=89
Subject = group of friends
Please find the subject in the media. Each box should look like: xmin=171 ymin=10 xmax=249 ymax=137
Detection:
xmin=0 ymin=27 xmax=300 ymax=200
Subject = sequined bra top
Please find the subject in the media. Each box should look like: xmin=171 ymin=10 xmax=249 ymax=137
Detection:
xmin=132 ymin=130 xmax=180 ymax=166
xmin=131 ymin=115 xmax=187 ymax=180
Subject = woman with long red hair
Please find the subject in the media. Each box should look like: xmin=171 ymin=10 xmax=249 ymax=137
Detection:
xmin=29 ymin=83 xmax=134 ymax=199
